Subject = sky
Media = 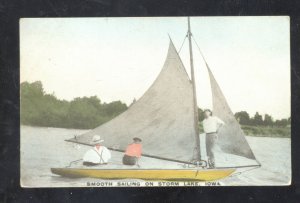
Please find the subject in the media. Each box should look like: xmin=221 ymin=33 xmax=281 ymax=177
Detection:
xmin=20 ymin=17 xmax=290 ymax=119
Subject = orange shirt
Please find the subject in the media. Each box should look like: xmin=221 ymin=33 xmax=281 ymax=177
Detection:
xmin=125 ymin=143 xmax=142 ymax=158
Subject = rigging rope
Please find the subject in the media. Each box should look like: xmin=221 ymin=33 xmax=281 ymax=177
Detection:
xmin=66 ymin=159 xmax=83 ymax=168
xmin=178 ymin=33 xmax=188 ymax=53
xmin=191 ymin=35 xmax=209 ymax=66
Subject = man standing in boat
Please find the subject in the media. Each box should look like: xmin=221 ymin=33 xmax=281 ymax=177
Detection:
xmin=83 ymin=135 xmax=111 ymax=166
xmin=122 ymin=137 xmax=142 ymax=166
xmin=202 ymin=109 xmax=225 ymax=168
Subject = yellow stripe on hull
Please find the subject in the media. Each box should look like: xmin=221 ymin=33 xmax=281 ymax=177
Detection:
xmin=51 ymin=168 xmax=235 ymax=181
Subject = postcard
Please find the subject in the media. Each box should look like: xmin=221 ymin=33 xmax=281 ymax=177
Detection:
xmin=20 ymin=17 xmax=291 ymax=187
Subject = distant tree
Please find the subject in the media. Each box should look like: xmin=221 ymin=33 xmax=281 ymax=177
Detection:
xmin=102 ymin=101 xmax=127 ymax=118
xmin=263 ymin=114 xmax=273 ymax=126
xmin=252 ymin=112 xmax=263 ymax=126
xmin=67 ymin=97 xmax=100 ymax=128
xmin=21 ymin=81 xmax=44 ymax=98
xmin=234 ymin=111 xmax=250 ymax=125
xmin=275 ymin=119 xmax=289 ymax=127
xmin=87 ymin=96 xmax=102 ymax=109
xmin=20 ymin=81 xmax=46 ymax=125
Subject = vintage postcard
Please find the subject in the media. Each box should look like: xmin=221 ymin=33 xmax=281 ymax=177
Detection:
xmin=20 ymin=17 xmax=291 ymax=187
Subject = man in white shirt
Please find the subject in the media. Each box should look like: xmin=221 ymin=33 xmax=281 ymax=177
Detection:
xmin=202 ymin=109 xmax=225 ymax=168
xmin=83 ymin=135 xmax=111 ymax=166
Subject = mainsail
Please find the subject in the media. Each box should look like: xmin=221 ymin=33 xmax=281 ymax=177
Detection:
xmin=206 ymin=64 xmax=257 ymax=160
xmin=68 ymin=40 xmax=198 ymax=163
xmin=68 ymin=32 xmax=259 ymax=167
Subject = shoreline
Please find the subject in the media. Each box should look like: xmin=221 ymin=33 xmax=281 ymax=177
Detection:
xmin=21 ymin=125 xmax=290 ymax=138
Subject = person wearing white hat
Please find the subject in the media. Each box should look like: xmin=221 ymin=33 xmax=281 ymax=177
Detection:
xmin=83 ymin=135 xmax=111 ymax=166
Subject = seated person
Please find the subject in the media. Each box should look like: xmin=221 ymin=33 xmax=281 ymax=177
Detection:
xmin=122 ymin=137 xmax=142 ymax=166
xmin=83 ymin=135 xmax=111 ymax=166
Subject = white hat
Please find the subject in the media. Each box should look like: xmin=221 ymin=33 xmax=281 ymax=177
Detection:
xmin=91 ymin=135 xmax=104 ymax=144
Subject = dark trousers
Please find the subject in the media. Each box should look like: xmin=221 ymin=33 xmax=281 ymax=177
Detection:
xmin=206 ymin=133 xmax=217 ymax=167
xmin=122 ymin=155 xmax=137 ymax=165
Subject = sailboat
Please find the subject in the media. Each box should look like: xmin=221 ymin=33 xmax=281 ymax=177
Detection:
xmin=51 ymin=17 xmax=260 ymax=181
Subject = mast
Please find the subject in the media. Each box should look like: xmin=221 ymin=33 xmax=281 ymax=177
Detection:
xmin=187 ymin=17 xmax=201 ymax=161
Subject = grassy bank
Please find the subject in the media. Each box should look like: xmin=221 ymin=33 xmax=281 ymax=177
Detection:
xmin=199 ymin=124 xmax=290 ymax=138
xmin=241 ymin=125 xmax=290 ymax=138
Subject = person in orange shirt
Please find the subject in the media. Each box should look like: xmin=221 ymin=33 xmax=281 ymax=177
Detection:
xmin=122 ymin=137 xmax=142 ymax=166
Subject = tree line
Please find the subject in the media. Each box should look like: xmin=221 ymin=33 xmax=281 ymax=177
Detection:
xmin=232 ymin=111 xmax=289 ymax=127
xmin=21 ymin=81 xmax=128 ymax=129
xmin=21 ymin=81 xmax=290 ymax=129
xmin=198 ymin=108 xmax=290 ymax=127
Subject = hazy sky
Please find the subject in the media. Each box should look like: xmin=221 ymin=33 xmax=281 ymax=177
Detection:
xmin=20 ymin=17 xmax=290 ymax=119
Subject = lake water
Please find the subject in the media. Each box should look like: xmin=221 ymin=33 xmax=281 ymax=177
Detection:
xmin=20 ymin=125 xmax=291 ymax=187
